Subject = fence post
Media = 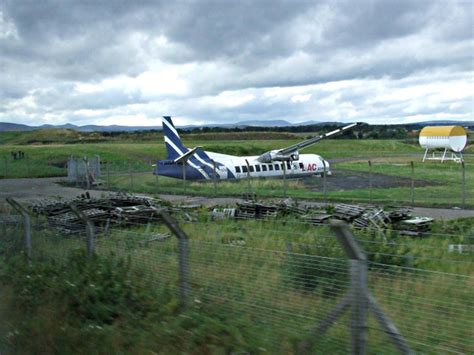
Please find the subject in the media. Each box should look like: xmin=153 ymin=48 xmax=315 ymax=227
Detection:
xmin=84 ymin=157 xmax=91 ymax=189
xmin=4 ymin=156 xmax=8 ymax=178
xmin=69 ymin=204 xmax=95 ymax=258
xmin=182 ymin=162 xmax=187 ymax=194
xmin=129 ymin=162 xmax=134 ymax=191
xmin=461 ymin=161 xmax=466 ymax=208
xmin=6 ymin=198 xmax=32 ymax=261
xmin=331 ymin=220 xmax=368 ymax=354
xmin=322 ymin=160 xmax=328 ymax=204
xmin=106 ymin=161 xmax=111 ymax=189
xmin=410 ymin=161 xmax=415 ymax=205
xmin=155 ymin=163 xmax=159 ymax=192
xmin=26 ymin=154 xmax=30 ymax=177
xmin=74 ymin=156 xmax=79 ymax=187
xmin=245 ymin=159 xmax=251 ymax=193
xmin=158 ymin=209 xmax=189 ymax=309
xmin=283 ymin=161 xmax=288 ymax=197
xmin=368 ymin=160 xmax=372 ymax=203
xmin=303 ymin=220 xmax=412 ymax=354
xmin=212 ymin=160 xmax=218 ymax=197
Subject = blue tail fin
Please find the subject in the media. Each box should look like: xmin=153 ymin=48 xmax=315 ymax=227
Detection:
xmin=162 ymin=116 xmax=188 ymax=160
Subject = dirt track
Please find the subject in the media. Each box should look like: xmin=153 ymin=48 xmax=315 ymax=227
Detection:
xmin=1 ymin=177 xmax=473 ymax=220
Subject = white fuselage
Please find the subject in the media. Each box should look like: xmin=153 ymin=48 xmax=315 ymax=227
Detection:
xmin=206 ymin=151 xmax=329 ymax=180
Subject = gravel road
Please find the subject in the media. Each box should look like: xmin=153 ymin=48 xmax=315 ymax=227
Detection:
xmin=1 ymin=177 xmax=473 ymax=220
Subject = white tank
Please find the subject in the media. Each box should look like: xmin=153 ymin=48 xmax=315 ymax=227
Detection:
xmin=419 ymin=126 xmax=467 ymax=153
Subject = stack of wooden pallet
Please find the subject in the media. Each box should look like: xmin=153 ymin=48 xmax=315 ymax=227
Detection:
xmin=332 ymin=204 xmax=365 ymax=221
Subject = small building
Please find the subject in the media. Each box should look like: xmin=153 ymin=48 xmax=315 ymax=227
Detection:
xmin=419 ymin=126 xmax=467 ymax=162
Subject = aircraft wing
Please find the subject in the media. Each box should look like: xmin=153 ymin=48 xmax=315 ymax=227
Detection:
xmin=278 ymin=122 xmax=360 ymax=155
xmin=257 ymin=122 xmax=362 ymax=163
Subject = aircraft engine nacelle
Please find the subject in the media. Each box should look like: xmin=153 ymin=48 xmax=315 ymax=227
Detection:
xmin=257 ymin=150 xmax=299 ymax=163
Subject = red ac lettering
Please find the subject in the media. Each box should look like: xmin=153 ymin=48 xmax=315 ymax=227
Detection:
xmin=307 ymin=163 xmax=317 ymax=171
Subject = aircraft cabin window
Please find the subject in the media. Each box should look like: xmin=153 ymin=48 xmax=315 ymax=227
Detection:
xmin=286 ymin=162 xmax=291 ymax=169
xmin=275 ymin=164 xmax=280 ymax=171
xmin=242 ymin=166 xmax=248 ymax=173
xmin=256 ymin=165 xmax=261 ymax=172
xmin=235 ymin=166 xmax=241 ymax=173
xmin=299 ymin=162 xmax=304 ymax=169
xmin=268 ymin=165 xmax=273 ymax=171
xmin=249 ymin=166 xmax=255 ymax=172
xmin=262 ymin=165 xmax=267 ymax=172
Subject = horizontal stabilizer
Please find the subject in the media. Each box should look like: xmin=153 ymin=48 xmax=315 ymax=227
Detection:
xmin=174 ymin=146 xmax=201 ymax=164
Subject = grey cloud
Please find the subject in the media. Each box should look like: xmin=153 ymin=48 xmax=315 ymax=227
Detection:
xmin=0 ymin=0 xmax=472 ymax=126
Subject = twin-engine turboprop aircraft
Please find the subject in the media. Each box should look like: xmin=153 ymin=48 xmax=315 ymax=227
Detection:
xmin=154 ymin=116 xmax=360 ymax=181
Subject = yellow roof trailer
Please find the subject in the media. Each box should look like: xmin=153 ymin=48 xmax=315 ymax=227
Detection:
xmin=419 ymin=126 xmax=467 ymax=162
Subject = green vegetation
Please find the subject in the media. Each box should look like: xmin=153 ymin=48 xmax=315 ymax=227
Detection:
xmin=1 ymin=215 xmax=472 ymax=353
xmin=0 ymin=251 xmax=263 ymax=354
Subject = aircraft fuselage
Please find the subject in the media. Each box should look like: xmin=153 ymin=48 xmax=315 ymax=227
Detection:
xmin=155 ymin=151 xmax=329 ymax=180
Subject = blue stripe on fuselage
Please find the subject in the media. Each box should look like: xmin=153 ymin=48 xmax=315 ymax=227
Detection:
xmin=154 ymin=160 xmax=205 ymax=180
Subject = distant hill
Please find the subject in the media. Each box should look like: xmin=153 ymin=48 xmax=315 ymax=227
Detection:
xmin=0 ymin=120 xmax=320 ymax=132
xmin=410 ymin=120 xmax=474 ymax=127
xmin=234 ymin=119 xmax=292 ymax=127
xmin=0 ymin=122 xmax=36 ymax=131
xmin=0 ymin=119 xmax=472 ymax=132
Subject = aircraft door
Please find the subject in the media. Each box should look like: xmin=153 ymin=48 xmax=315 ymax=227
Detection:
xmin=216 ymin=165 xmax=228 ymax=179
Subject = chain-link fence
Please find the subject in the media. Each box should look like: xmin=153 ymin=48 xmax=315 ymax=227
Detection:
xmin=1 ymin=199 xmax=473 ymax=353
xmin=0 ymin=153 xmax=472 ymax=208
xmin=87 ymin=157 xmax=473 ymax=208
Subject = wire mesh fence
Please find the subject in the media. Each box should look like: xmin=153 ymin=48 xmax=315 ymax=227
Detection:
xmin=0 ymin=152 xmax=472 ymax=207
xmin=98 ymin=156 xmax=473 ymax=208
xmin=1 ymin=201 xmax=473 ymax=353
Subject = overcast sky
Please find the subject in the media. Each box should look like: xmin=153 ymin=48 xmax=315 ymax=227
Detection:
xmin=0 ymin=0 xmax=472 ymax=127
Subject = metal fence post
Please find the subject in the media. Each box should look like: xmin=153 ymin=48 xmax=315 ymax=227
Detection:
xmin=212 ymin=160 xmax=218 ymax=197
xmin=461 ymin=161 xmax=466 ymax=208
xmin=4 ymin=156 xmax=8 ymax=178
xmin=69 ymin=204 xmax=95 ymax=258
xmin=129 ymin=162 xmax=134 ymax=191
xmin=26 ymin=154 xmax=30 ymax=177
xmin=74 ymin=156 xmax=79 ymax=187
xmin=182 ymin=162 xmax=187 ymax=194
xmin=303 ymin=220 xmax=412 ymax=354
xmin=368 ymin=160 xmax=372 ymax=202
xmin=410 ymin=161 xmax=415 ymax=205
xmin=6 ymin=197 xmax=32 ymax=261
xmin=106 ymin=161 xmax=111 ymax=190
xmin=84 ymin=157 xmax=90 ymax=189
xmin=245 ymin=159 xmax=251 ymax=193
xmin=331 ymin=220 xmax=368 ymax=354
xmin=283 ymin=161 xmax=288 ymax=197
xmin=155 ymin=163 xmax=159 ymax=192
xmin=158 ymin=209 xmax=189 ymax=309
xmin=322 ymin=160 xmax=328 ymax=204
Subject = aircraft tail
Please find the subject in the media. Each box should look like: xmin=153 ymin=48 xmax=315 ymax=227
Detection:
xmin=162 ymin=116 xmax=188 ymax=160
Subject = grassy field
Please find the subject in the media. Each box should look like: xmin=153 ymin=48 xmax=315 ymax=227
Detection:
xmin=1 ymin=214 xmax=472 ymax=353
xmin=1 ymin=137 xmax=472 ymax=207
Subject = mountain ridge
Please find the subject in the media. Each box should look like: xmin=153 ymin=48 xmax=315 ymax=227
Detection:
xmin=1 ymin=119 xmax=473 ymax=132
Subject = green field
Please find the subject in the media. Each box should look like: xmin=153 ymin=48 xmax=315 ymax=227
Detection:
xmin=1 ymin=136 xmax=473 ymax=207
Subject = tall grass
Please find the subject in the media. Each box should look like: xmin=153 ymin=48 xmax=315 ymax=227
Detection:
xmin=1 ymin=216 xmax=472 ymax=353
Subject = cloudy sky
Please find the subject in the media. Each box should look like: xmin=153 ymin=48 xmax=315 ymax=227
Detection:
xmin=0 ymin=0 xmax=472 ymax=127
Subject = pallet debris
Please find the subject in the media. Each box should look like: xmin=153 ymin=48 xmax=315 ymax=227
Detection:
xmin=28 ymin=192 xmax=168 ymax=235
